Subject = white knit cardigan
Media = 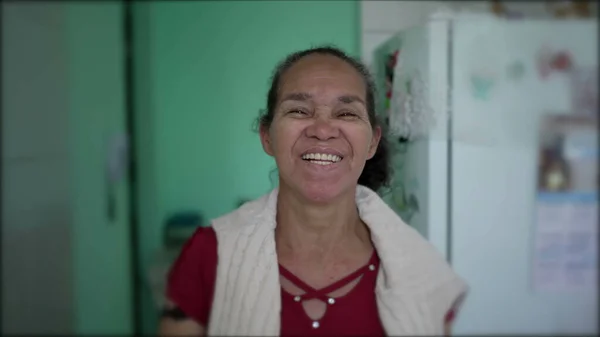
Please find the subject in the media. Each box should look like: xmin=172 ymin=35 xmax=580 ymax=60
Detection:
xmin=207 ymin=185 xmax=468 ymax=336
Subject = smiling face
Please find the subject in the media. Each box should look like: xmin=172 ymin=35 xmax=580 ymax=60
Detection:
xmin=260 ymin=54 xmax=381 ymax=203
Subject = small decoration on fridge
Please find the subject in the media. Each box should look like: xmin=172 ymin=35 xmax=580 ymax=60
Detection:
xmin=392 ymin=183 xmax=420 ymax=223
xmin=408 ymin=177 xmax=419 ymax=191
xmin=507 ymin=60 xmax=526 ymax=81
xmin=536 ymin=47 xmax=574 ymax=80
xmin=570 ymin=66 xmax=598 ymax=116
xmin=384 ymin=50 xmax=400 ymax=124
xmin=470 ymin=71 xmax=495 ymax=100
xmin=390 ymin=69 xmax=437 ymax=140
xmin=551 ymin=51 xmax=573 ymax=71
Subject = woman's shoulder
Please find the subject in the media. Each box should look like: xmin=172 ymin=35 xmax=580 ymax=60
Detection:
xmin=169 ymin=226 xmax=218 ymax=274
xmin=189 ymin=226 xmax=217 ymax=244
xmin=166 ymin=226 xmax=218 ymax=326
xmin=176 ymin=226 xmax=218 ymax=255
xmin=211 ymin=189 xmax=278 ymax=233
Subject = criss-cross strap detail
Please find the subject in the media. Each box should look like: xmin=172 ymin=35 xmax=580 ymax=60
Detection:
xmin=278 ymin=251 xmax=379 ymax=302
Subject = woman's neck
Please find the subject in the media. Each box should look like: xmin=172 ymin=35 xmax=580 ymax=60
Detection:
xmin=274 ymin=184 xmax=371 ymax=262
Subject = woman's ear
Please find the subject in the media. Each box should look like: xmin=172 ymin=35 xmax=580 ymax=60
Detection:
xmin=367 ymin=126 xmax=382 ymax=159
xmin=259 ymin=124 xmax=275 ymax=157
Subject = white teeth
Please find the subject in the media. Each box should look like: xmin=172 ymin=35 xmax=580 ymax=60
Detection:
xmin=310 ymin=160 xmax=332 ymax=165
xmin=301 ymin=153 xmax=342 ymax=163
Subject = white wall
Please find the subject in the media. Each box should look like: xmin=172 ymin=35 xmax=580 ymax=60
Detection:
xmin=1 ymin=2 xmax=73 ymax=334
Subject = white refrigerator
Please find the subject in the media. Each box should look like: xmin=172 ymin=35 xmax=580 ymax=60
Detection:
xmin=375 ymin=14 xmax=598 ymax=335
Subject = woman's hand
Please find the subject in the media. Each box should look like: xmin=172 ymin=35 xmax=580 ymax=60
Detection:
xmin=444 ymin=321 xmax=452 ymax=336
xmin=158 ymin=300 xmax=205 ymax=337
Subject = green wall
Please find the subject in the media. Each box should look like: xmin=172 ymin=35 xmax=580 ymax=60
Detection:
xmin=135 ymin=1 xmax=359 ymax=332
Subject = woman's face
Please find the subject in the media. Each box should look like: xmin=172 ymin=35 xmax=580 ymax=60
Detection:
xmin=260 ymin=54 xmax=381 ymax=202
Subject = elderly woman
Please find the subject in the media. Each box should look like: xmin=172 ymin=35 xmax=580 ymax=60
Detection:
xmin=160 ymin=46 xmax=468 ymax=336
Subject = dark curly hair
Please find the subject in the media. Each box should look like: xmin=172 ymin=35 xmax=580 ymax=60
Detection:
xmin=257 ymin=45 xmax=392 ymax=192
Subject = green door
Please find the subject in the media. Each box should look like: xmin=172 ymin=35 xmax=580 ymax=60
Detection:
xmin=66 ymin=3 xmax=133 ymax=334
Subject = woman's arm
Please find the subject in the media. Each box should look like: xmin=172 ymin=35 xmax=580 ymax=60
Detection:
xmin=158 ymin=300 xmax=205 ymax=337
xmin=159 ymin=227 xmax=219 ymax=336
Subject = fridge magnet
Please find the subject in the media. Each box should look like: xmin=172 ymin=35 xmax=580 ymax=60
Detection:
xmin=550 ymin=51 xmax=573 ymax=72
xmin=470 ymin=72 xmax=495 ymax=100
xmin=570 ymin=66 xmax=598 ymax=116
xmin=507 ymin=60 xmax=526 ymax=82
xmin=536 ymin=47 xmax=574 ymax=80
xmin=532 ymin=114 xmax=598 ymax=292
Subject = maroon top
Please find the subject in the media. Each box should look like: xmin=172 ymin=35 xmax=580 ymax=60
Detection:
xmin=167 ymin=227 xmax=456 ymax=336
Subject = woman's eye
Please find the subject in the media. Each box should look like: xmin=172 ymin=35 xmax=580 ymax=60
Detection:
xmin=338 ymin=111 xmax=358 ymax=118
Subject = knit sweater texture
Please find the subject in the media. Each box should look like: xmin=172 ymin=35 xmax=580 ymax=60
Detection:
xmin=207 ymin=185 xmax=468 ymax=336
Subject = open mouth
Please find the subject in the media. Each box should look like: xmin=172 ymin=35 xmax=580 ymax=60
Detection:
xmin=301 ymin=153 xmax=343 ymax=166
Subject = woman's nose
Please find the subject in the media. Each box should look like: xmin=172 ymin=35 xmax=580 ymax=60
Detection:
xmin=305 ymin=114 xmax=340 ymax=141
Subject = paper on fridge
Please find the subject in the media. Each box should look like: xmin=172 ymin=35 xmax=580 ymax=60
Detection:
xmin=532 ymin=114 xmax=598 ymax=292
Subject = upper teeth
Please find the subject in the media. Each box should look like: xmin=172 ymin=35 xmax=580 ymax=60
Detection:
xmin=302 ymin=153 xmax=342 ymax=162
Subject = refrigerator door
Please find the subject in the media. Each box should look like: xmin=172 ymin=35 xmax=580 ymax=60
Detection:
xmin=387 ymin=19 xmax=452 ymax=258
xmin=450 ymin=19 xmax=598 ymax=334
